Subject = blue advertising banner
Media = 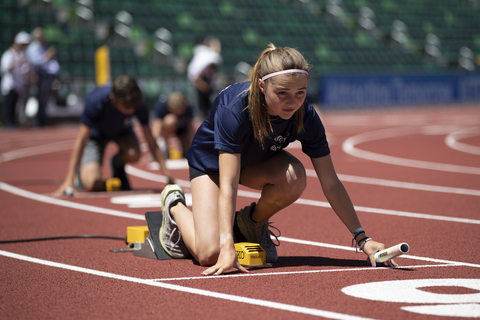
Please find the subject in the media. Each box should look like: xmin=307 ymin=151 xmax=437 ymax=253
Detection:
xmin=319 ymin=73 xmax=480 ymax=109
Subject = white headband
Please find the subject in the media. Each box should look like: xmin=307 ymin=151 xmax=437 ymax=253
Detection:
xmin=261 ymin=69 xmax=308 ymax=81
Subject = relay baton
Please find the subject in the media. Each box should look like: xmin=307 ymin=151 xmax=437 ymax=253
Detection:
xmin=374 ymin=243 xmax=410 ymax=263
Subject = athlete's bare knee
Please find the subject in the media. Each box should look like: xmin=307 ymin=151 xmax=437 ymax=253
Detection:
xmin=82 ymin=178 xmax=105 ymax=192
xmin=276 ymin=161 xmax=306 ymax=202
xmin=162 ymin=115 xmax=179 ymax=134
xmin=285 ymin=162 xmax=306 ymax=195
xmin=196 ymin=250 xmax=219 ymax=266
xmin=195 ymin=244 xmax=219 ymax=266
xmin=80 ymin=164 xmax=103 ymax=192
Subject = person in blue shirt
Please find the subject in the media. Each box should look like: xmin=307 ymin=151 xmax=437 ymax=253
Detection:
xmin=159 ymin=44 xmax=397 ymax=275
xmin=55 ymin=75 xmax=174 ymax=195
xmin=151 ymin=92 xmax=195 ymax=158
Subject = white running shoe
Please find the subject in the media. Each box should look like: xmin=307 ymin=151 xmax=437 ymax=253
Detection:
xmin=159 ymin=184 xmax=190 ymax=259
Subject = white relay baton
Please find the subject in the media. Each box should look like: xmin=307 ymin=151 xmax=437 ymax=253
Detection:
xmin=374 ymin=243 xmax=410 ymax=263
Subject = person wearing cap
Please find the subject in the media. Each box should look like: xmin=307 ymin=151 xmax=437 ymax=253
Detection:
xmin=1 ymin=31 xmax=32 ymax=127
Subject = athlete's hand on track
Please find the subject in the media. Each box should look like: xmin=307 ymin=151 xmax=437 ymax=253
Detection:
xmin=201 ymin=246 xmax=249 ymax=276
xmin=54 ymin=181 xmax=74 ymax=197
xmin=363 ymin=240 xmax=399 ymax=268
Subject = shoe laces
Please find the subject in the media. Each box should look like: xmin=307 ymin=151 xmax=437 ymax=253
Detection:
xmin=168 ymin=226 xmax=183 ymax=247
xmin=263 ymin=222 xmax=281 ymax=246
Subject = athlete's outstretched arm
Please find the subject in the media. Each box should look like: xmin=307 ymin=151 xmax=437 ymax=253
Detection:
xmin=54 ymin=124 xmax=91 ymax=196
xmin=141 ymin=124 xmax=175 ymax=184
xmin=311 ymin=155 xmax=397 ymax=267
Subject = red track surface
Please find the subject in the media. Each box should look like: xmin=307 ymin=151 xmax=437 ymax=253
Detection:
xmin=1 ymin=105 xmax=480 ymax=319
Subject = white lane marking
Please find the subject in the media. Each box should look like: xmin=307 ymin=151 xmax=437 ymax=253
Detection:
xmin=110 ymin=193 xmax=193 ymax=208
xmin=0 ymin=140 xmax=75 ymax=163
xmin=445 ymin=126 xmax=480 ymax=155
xmin=148 ymin=158 xmax=190 ymax=170
xmin=2 ymin=138 xmax=478 ymax=197
xmin=127 ymin=166 xmax=480 ymax=224
xmin=3 ymin=169 xmax=480 ymax=229
xmin=342 ymin=279 xmax=480 ymax=317
xmin=0 ymin=250 xmax=377 ymax=320
xmin=150 ymin=265 xmax=457 ymax=282
xmin=336 ymin=173 xmax=480 ymax=196
xmin=0 ymin=182 xmax=144 ymax=221
xmin=2 ymin=176 xmax=480 ymax=270
xmin=342 ymin=278 xmax=480 ymax=303
xmin=295 ymin=196 xmax=480 ymax=225
xmin=117 ymin=172 xmax=480 ymax=224
xmin=342 ymin=127 xmax=480 ymax=175
xmin=159 ymin=162 xmax=480 ymax=197
xmin=307 ymin=170 xmax=480 ymax=197
xmin=401 ymin=303 xmax=480 ymax=318
xmin=2 ymin=181 xmax=480 ymax=268
xmin=279 ymin=236 xmax=480 ymax=268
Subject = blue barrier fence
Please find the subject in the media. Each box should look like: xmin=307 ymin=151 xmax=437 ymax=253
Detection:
xmin=319 ymin=73 xmax=480 ymax=109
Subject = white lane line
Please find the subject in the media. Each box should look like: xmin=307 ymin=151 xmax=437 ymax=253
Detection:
xmin=307 ymin=170 xmax=480 ymax=197
xmin=445 ymin=127 xmax=480 ymax=155
xmin=295 ymin=194 xmax=479 ymax=224
xmin=2 ymin=181 xmax=479 ymax=266
xmin=279 ymin=236 xmax=480 ymax=268
xmin=151 ymin=162 xmax=480 ymax=197
xmin=126 ymin=164 xmax=192 ymax=188
xmin=127 ymin=166 xmax=480 ymax=224
xmin=2 ymin=138 xmax=478 ymax=197
xmin=244 ymin=191 xmax=480 ymax=225
xmin=150 ymin=265 xmax=458 ymax=282
xmin=2 ymin=173 xmax=480 ymax=228
xmin=342 ymin=127 xmax=480 ymax=175
xmin=0 ymin=250 xmax=377 ymax=320
xmin=336 ymin=174 xmax=480 ymax=197
xmin=126 ymin=166 xmax=480 ymax=224
xmin=0 ymin=140 xmax=75 ymax=163
xmin=0 ymin=182 xmax=144 ymax=221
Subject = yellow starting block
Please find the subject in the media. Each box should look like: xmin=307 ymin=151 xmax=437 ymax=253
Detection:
xmin=126 ymin=226 xmax=149 ymax=244
xmin=106 ymin=178 xmax=122 ymax=192
xmin=234 ymin=242 xmax=267 ymax=267
xmin=120 ymin=220 xmax=271 ymax=268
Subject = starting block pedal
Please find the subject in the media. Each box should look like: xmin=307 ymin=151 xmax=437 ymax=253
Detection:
xmin=131 ymin=211 xmax=178 ymax=260
xmin=235 ymin=242 xmax=271 ymax=268
xmin=111 ymin=211 xmax=173 ymax=259
xmin=126 ymin=226 xmax=149 ymax=244
xmin=105 ymin=178 xmax=122 ymax=192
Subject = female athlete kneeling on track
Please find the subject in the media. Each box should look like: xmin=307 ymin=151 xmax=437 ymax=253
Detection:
xmin=159 ymin=43 xmax=398 ymax=275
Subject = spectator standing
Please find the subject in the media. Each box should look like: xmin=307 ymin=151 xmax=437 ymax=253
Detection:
xmin=27 ymin=27 xmax=60 ymax=126
xmin=187 ymin=37 xmax=222 ymax=120
xmin=1 ymin=31 xmax=32 ymax=127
